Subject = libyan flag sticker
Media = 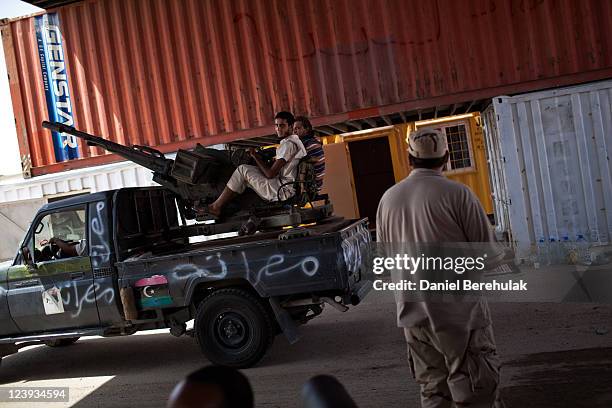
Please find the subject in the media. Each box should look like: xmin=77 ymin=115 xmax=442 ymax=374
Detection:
xmin=134 ymin=275 xmax=173 ymax=308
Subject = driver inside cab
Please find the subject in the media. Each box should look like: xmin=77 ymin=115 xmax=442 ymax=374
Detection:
xmin=33 ymin=209 xmax=87 ymax=262
xmin=49 ymin=237 xmax=87 ymax=258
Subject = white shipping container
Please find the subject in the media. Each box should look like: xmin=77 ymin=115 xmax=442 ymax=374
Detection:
xmin=487 ymin=79 xmax=612 ymax=262
xmin=482 ymin=104 xmax=512 ymax=238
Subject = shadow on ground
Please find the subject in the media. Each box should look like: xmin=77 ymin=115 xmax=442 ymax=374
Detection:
xmin=0 ymin=312 xmax=393 ymax=407
xmin=502 ymin=347 xmax=612 ymax=408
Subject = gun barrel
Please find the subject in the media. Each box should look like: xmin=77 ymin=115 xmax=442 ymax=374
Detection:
xmin=42 ymin=121 xmax=172 ymax=175
xmin=43 ymin=121 xmax=82 ymax=136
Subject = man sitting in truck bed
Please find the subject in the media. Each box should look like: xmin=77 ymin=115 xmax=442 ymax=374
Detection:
xmin=293 ymin=115 xmax=325 ymax=193
xmin=205 ymin=111 xmax=307 ymax=217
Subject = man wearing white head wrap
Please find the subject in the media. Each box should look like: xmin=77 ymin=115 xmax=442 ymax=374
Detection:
xmin=377 ymin=127 xmax=504 ymax=408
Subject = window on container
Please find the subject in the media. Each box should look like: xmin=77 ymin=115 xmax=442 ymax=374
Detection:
xmin=443 ymin=123 xmax=474 ymax=172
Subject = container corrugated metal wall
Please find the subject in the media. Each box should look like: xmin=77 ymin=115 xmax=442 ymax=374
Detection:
xmin=0 ymin=159 xmax=155 ymax=203
xmin=482 ymin=104 xmax=511 ymax=235
xmin=3 ymin=0 xmax=612 ymax=175
xmin=493 ymin=79 xmax=612 ymax=260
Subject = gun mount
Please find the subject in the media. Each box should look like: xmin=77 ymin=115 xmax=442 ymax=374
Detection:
xmin=43 ymin=121 xmax=238 ymax=217
xmin=42 ymin=121 xmax=333 ymax=236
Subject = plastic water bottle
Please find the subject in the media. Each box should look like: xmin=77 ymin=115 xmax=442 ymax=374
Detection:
xmin=564 ymin=235 xmax=578 ymax=264
xmin=529 ymin=244 xmax=540 ymax=268
xmin=537 ymin=238 xmax=549 ymax=266
xmin=590 ymin=228 xmax=600 ymax=244
xmin=576 ymin=234 xmax=590 ymax=265
xmin=561 ymin=235 xmax=570 ymax=264
xmin=549 ymin=237 xmax=559 ymax=264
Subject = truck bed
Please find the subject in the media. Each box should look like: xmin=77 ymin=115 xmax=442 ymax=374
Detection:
xmin=116 ymin=217 xmax=371 ymax=308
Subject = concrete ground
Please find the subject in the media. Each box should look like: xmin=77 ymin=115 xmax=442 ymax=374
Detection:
xmin=0 ymin=289 xmax=610 ymax=407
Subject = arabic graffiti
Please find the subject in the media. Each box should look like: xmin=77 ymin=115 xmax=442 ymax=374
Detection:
xmin=61 ymin=281 xmax=114 ymax=318
xmin=90 ymin=201 xmax=110 ymax=268
xmin=167 ymin=251 xmax=321 ymax=286
xmin=171 ymin=253 xmax=229 ymax=281
xmin=341 ymin=223 xmax=370 ymax=274
xmin=253 ymin=254 xmax=319 ymax=285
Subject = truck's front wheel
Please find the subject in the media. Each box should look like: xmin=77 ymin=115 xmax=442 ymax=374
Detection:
xmin=195 ymin=288 xmax=274 ymax=368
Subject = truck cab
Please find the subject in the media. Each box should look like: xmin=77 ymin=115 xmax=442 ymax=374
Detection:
xmin=1 ymin=191 xmax=116 ymax=337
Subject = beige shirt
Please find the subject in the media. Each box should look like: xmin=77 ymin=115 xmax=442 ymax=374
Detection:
xmin=275 ymin=135 xmax=307 ymax=184
xmin=376 ymin=168 xmax=495 ymax=332
xmin=226 ymin=136 xmax=307 ymax=202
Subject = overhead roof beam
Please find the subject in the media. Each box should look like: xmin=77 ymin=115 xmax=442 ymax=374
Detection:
xmin=363 ymin=118 xmax=377 ymax=127
xmin=346 ymin=121 xmax=363 ymax=130
xmin=328 ymin=123 xmax=349 ymax=133
xmin=464 ymin=100 xmax=476 ymax=113
xmin=22 ymin=0 xmax=80 ymax=8
xmin=315 ymin=127 xmax=335 ymax=136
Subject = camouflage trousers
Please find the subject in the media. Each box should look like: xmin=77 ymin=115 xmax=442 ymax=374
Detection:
xmin=404 ymin=324 xmax=504 ymax=408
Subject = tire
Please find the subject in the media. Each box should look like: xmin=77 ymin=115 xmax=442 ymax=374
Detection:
xmin=44 ymin=337 xmax=80 ymax=347
xmin=195 ymin=288 xmax=274 ymax=368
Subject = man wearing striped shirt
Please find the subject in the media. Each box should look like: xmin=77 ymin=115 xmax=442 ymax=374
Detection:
xmin=293 ymin=116 xmax=325 ymax=193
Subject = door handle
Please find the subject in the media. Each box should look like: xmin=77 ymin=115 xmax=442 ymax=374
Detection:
xmin=70 ymin=272 xmax=85 ymax=280
xmin=13 ymin=279 xmax=40 ymax=288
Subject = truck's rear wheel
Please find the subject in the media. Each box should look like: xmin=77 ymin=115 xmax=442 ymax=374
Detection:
xmin=195 ymin=288 xmax=274 ymax=368
xmin=44 ymin=337 xmax=80 ymax=347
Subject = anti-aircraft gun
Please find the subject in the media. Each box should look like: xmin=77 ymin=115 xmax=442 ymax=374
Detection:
xmin=42 ymin=121 xmax=333 ymax=236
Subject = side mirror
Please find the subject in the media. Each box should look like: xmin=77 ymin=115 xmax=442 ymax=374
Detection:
xmin=20 ymin=246 xmax=36 ymax=269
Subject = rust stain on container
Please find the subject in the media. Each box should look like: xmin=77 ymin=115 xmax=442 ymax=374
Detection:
xmin=2 ymin=0 xmax=612 ymax=174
